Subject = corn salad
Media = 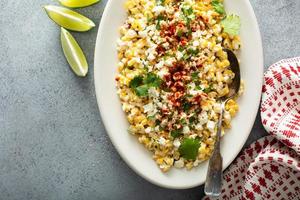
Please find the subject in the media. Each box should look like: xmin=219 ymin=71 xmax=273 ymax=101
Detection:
xmin=116 ymin=0 xmax=242 ymax=172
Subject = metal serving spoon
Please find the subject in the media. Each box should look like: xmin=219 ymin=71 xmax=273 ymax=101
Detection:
xmin=204 ymin=49 xmax=241 ymax=197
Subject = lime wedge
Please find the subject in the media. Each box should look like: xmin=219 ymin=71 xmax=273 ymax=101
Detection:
xmin=61 ymin=28 xmax=88 ymax=77
xmin=58 ymin=0 xmax=100 ymax=8
xmin=44 ymin=5 xmax=95 ymax=32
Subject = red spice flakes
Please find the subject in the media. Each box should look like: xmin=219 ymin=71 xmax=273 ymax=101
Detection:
xmin=156 ymin=45 xmax=166 ymax=56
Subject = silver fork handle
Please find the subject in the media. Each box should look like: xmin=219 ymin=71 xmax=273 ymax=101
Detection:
xmin=204 ymin=101 xmax=225 ymax=197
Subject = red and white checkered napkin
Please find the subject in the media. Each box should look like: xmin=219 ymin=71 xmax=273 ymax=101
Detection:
xmin=261 ymin=57 xmax=300 ymax=154
xmin=203 ymin=57 xmax=300 ymax=200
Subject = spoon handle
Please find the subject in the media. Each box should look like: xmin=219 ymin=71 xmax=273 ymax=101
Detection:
xmin=204 ymin=102 xmax=225 ymax=197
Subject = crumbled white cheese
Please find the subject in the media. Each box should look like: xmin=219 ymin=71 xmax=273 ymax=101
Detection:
xmin=155 ymin=60 xmax=164 ymax=69
xmin=165 ymin=57 xmax=175 ymax=66
xmin=153 ymin=6 xmax=165 ymax=15
xmin=193 ymin=40 xmax=200 ymax=47
xmin=174 ymin=12 xmax=180 ymax=18
xmin=195 ymin=123 xmax=203 ymax=131
xmin=183 ymin=126 xmax=190 ymax=134
xmin=206 ymin=120 xmax=215 ymax=132
xmin=127 ymin=30 xmax=137 ymax=38
xmin=199 ymin=111 xmax=208 ymax=125
xmin=157 ymin=67 xmax=169 ymax=78
xmin=145 ymin=127 xmax=152 ymax=134
xmin=139 ymin=30 xmax=148 ymax=38
xmin=176 ymin=51 xmax=183 ymax=60
xmin=173 ymin=139 xmax=181 ymax=148
xmin=174 ymin=158 xmax=184 ymax=168
xmin=158 ymin=137 xmax=166 ymax=146
xmin=143 ymin=103 xmax=154 ymax=113
xmin=148 ymin=87 xmax=159 ymax=97
xmin=147 ymin=53 xmax=155 ymax=61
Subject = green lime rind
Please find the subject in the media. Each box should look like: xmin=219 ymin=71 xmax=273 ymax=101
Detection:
xmin=58 ymin=0 xmax=100 ymax=8
xmin=44 ymin=5 xmax=95 ymax=32
xmin=61 ymin=28 xmax=88 ymax=77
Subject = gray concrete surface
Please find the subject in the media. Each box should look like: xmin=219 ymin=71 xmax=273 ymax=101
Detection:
xmin=0 ymin=0 xmax=299 ymax=199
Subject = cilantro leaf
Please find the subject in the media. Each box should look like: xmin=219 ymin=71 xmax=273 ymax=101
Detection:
xmin=156 ymin=15 xmax=166 ymax=30
xmin=171 ymin=129 xmax=183 ymax=138
xmin=179 ymin=138 xmax=201 ymax=160
xmin=203 ymin=85 xmax=213 ymax=93
xmin=143 ymin=73 xmax=162 ymax=87
xmin=183 ymin=102 xmax=192 ymax=112
xmin=221 ymin=15 xmax=241 ymax=36
xmin=129 ymin=76 xmax=143 ymax=88
xmin=181 ymin=7 xmax=193 ymax=16
xmin=191 ymin=72 xmax=199 ymax=81
xmin=135 ymin=85 xmax=149 ymax=97
xmin=189 ymin=116 xmax=196 ymax=123
xmin=211 ymin=0 xmax=225 ymax=14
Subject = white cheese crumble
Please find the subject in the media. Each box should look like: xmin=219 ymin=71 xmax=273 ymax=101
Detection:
xmin=206 ymin=120 xmax=215 ymax=132
xmin=158 ymin=137 xmax=166 ymax=146
xmin=183 ymin=126 xmax=190 ymax=134
xmin=145 ymin=127 xmax=152 ymax=134
xmin=173 ymin=139 xmax=181 ymax=148
xmin=174 ymin=158 xmax=184 ymax=168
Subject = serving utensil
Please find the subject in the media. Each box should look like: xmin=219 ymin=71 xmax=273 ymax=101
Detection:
xmin=204 ymin=49 xmax=241 ymax=197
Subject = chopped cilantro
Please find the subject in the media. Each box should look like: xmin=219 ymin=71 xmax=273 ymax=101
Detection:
xmin=143 ymin=73 xmax=162 ymax=87
xmin=135 ymin=85 xmax=149 ymax=97
xmin=147 ymin=115 xmax=156 ymax=120
xmin=195 ymin=85 xmax=202 ymax=90
xmin=130 ymin=73 xmax=162 ymax=97
xmin=179 ymin=138 xmax=201 ymax=160
xmin=191 ymin=72 xmax=199 ymax=81
xmin=171 ymin=129 xmax=183 ymax=138
xmin=183 ymin=102 xmax=192 ymax=112
xmin=203 ymin=85 xmax=213 ymax=93
xmin=129 ymin=76 xmax=143 ymax=88
xmin=187 ymin=48 xmax=199 ymax=56
xmin=221 ymin=14 xmax=241 ymax=36
xmin=189 ymin=116 xmax=196 ymax=123
xmin=180 ymin=118 xmax=187 ymax=125
xmin=155 ymin=119 xmax=160 ymax=126
xmin=181 ymin=7 xmax=193 ymax=16
xmin=156 ymin=15 xmax=166 ymax=30
xmin=211 ymin=0 xmax=225 ymax=14
xmin=177 ymin=30 xmax=184 ymax=37
xmin=178 ymin=45 xmax=184 ymax=52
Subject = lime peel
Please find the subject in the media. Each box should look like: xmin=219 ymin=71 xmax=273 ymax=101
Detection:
xmin=60 ymin=28 xmax=88 ymax=77
xmin=44 ymin=5 xmax=95 ymax=32
xmin=58 ymin=0 xmax=100 ymax=8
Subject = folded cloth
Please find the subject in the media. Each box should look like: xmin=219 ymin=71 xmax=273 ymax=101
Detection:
xmin=261 ymin=57 xmax=300 ymax=154
xmin=203 ymin=57 xmax=300 ymax=200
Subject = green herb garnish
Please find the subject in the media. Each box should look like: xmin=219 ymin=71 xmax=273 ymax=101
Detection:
xmin=181 ymin=7 xmax=193 ymax=16
xmin=171 ymin=129 xmax=183 ymax=138
xmin=144 ymin=73 xmax=162 ymax=87
xmin=189 ymin=116 xmax=196 ymax=123
xmin=156 ymin=14 xmax=166 ymax=30
xmin=129 ymin=76 xmax=143 ymax=88
xmin=183 ymin=102 xmax=192 ymax=112
xmin=179 ymin=138 xmax=201 ymax=160
xmin=135 ymin=85 xmax=149 ymax=97
xmin=221 ymin=14 xmax=241 ymax=36
xmin=191 ymin=72 xmax=199 ymax=81
xmin=211 ymin=0 xmax=225 ymax=14
xmin=130 ymin=74 xmax=162 ymax=97
xmin=203 ymin=85 xmax=213 ymax=93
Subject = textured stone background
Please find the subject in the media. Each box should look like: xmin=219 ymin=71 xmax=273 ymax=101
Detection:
xmin=0 ymin=0 xmax=299 ymax=199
